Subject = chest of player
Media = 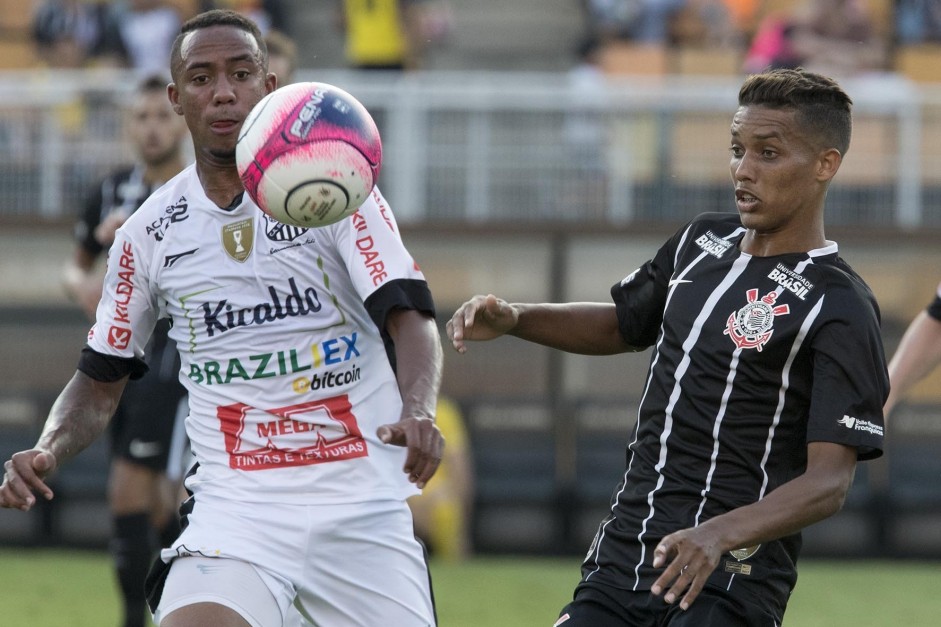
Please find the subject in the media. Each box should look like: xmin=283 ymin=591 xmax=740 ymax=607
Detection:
xmin=154 ymin=210 xmax=352 ymax=347
xmin=662 ymin=253 xmax=823 ymax=362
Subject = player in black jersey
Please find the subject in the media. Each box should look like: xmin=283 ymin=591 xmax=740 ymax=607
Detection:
xmin=62 ymin=74 xmax=189 ymax=627
xmin=448 ymin=68 xmax=887 ymax=626
xmin=884 ymin=282 xmax=941 ymax=417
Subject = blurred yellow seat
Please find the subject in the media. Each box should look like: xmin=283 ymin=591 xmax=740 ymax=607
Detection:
xmin=673 ymin=46 xmax=743 ymax=76
xmin=598 ymin=42 xmax=669 ymax=76
xmin=896 ymin=45 xmax=941 ymax=83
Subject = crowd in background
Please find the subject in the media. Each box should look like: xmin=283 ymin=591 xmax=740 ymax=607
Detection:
xmin=578 ymin=0 xmax=941 ymax=80
xmin=30 ymin=0 xmax=288 ymax=70
xmin=18 ymin=1 xmax=941 ymax=80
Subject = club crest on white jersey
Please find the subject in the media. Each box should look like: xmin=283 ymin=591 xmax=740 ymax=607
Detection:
xmin=222 ymin=218 xmax=254 ymax=262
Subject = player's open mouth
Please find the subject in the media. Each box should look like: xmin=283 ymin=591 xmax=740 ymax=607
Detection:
xmin=735 ymin=189 xmax=759 ymax=209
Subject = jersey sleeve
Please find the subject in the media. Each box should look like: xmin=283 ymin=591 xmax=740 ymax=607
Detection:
xmin=334 ymin=186 xmax=429 ymax=304
xmin=609 ymin=225 xmax=686 ymax=348
xmin=85 ymin=227 xmax=158 ymax=363
xmin=927 ymin=281 xmax=941 ymax=321
xmin=805 ymin=288 xmax=887 ymax=460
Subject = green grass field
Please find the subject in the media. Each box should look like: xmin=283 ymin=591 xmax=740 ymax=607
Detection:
xmin=1 ymin=549 xmax=939 ymax=626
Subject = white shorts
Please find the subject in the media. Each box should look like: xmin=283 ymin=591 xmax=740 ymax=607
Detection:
xmin=153 ymin=496 xmax=435 ymax=626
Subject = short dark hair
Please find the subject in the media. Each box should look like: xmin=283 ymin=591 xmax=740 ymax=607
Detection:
xmin=170 ymin=9 xmax=268 ymax=79
xmin=738 ymin=68 xmax=853 ymax=157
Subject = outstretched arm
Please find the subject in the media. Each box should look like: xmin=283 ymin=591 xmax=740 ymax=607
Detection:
xmin=885 ymin=310 xmax=941 ymax=417
xmin=377 ymin=308 xmax=444 ymax=489
xmin=446 ymin=294 xmax=634 ymax=355
xmin=650 ymin=441 xmax=857 ymax=610
xmin=0 ymin=370 xmax=126 ymax=511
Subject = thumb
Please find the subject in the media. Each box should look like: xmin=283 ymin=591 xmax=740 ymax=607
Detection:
xmin=484 ymin=294 xmax=503 ymax=316
xmin=33 ymin=451 xmax=57 ymax=475
xmin=377 ymin=424 xmax=398 ymax=445
xmin=653 ymin=542 xmax=669 ymax=568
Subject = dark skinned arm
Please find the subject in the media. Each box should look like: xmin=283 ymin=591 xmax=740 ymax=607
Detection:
xmin=376 ymin=308 xmax=443 ymax=489
xmin=0 ymin=370 xmax=126 ymax=511
xmin=447 ymin=294 xmax=638 ymax=355
xmin=650 ymin=441 xmax=858 ymax=610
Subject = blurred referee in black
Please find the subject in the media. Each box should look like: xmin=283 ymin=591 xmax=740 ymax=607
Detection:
xmin=62 ymin=74 xmax=189 ymax=627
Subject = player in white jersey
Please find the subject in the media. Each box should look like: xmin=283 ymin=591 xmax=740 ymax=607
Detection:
xmin=0 ymin=10 xmax=443 ymax=627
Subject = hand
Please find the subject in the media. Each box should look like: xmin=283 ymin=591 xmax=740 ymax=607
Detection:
xmin=75 ymin=280 xmax=103 ymax=321
xmin=0 ymin=450 xmax=57 ymax=511
xmin=94 ymin=211 xmax=128 ymax=247
xmin=650 ymin=525 xmax=724 ymax=610
xmin=376 ymin=416 xmax=444 ymax=489
xmin=446 ymin=294 xmax=518 ymax=353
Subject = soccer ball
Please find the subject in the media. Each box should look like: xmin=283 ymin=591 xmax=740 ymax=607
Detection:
xmin=236 ymin=82 xmax=382 ymax=228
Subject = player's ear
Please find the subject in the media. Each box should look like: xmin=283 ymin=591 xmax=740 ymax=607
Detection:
xmin=265 ymin=72 xmax=277 ymax=94
xmin=167 ymin=83 xmax=184 ymax=116
xmin=816 ymin=148 xmax=842 ymax=183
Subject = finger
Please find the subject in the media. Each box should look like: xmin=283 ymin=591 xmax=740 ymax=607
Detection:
xmin=662 ymin=564 xmax=695 ymax=605
xmin=448 ymin=309 xmax=469 ymax=353
xmin=412 ymin=454 xmax=442 ymax=489
xmin=399 ymin=421 xmax=444 ymax=488
xmin=445 ymin=317 xmax=466 ymax=354
xmin=0 ymin=479 xmax=28 ymax=510
xmin=483 ymin=293 xmax=503 ymax=318
xmin=410 ymin=431 xmax=444 ymax=489
xmin=1 ymin=463 xmax=36 ymax=511
xmin=650 ymin=541 xmax=679 ymax=596
xmin=376 ymin=424 xmax=401 ymax=446
xmin=28 ymin=453 xmax=56 ymax=500
xmin=677 ymin=571 xmax=708 ymax=611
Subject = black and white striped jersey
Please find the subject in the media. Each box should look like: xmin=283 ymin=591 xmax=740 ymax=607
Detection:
xmin=75 ymin=165 xmax=156 ymax=257
xmin=927 ymin=281 xmax=941 ymax=322
xmin=581 ymin=212 xmax=887 ymax=607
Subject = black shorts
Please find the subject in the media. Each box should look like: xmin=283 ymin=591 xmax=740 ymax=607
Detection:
xmin=556 ymin=580 xmax=782 ymax=627
xmin=110 ymin=321 xmax=187 ymax=472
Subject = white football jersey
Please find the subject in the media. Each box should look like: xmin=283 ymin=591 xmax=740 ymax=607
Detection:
xmin=88 ymin=164 xmax=429 ymax=505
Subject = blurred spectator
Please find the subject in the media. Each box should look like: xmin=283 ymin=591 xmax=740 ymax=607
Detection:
xmin=200 ymin=0 xmax=289 ymax=34
xmin=337 ymin=0 xmax=451 ymax=70
xmin=580 ymin=0 xmax=686 ymax=44
xmin=31 ymin=0 xmax=108 ymax=68
xmin=97 ymin=0 xmax=182 ymax=73
xmin=742 ymin=10 xmax=800 ymax=73
xmin=671 ymin=0 xmax=743 ymax=48
xmin=789 ymin=0 xmax=887 ymax=77
xmin=265 ymin=29 xmax=297 ymax=84
xmin=721 ymin=0 xmax=760 ymax=37
xmin=744 ymin=0 xmax=886 ymax=78
xmin=896 ymin=0 xmax=941 ymax=44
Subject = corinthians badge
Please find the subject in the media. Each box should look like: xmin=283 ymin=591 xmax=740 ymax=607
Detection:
xmin=724 ymin=289 xmax=789 ymax=351
xmin=222 ymin=218 xmax=254 ymax=262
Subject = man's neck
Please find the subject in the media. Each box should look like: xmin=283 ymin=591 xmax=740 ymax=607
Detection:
xmin=196 ymin=161 xmax=246 ymax=209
